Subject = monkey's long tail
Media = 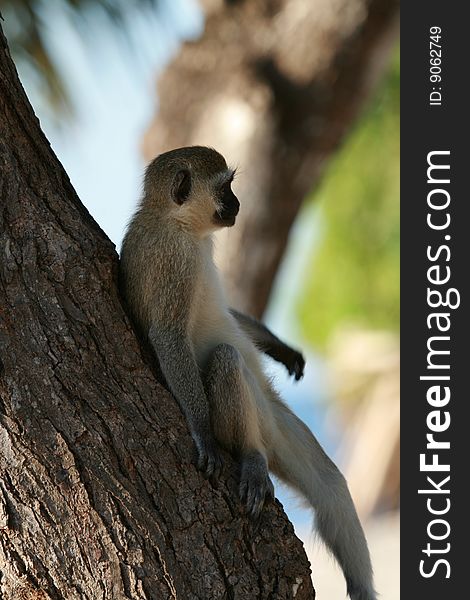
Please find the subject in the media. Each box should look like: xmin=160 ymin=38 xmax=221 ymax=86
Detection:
xmin=269 ymin=398 xmax=377 ymax=600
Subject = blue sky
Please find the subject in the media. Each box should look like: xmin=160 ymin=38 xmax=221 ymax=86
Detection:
xmin=20 ymin=0 xmax=202 ymax=249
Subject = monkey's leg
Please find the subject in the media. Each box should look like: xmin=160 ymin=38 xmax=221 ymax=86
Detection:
xmin=204 ymin=343 xmax=274 ymax=518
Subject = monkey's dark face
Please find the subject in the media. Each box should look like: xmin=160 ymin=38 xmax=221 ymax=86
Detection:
xmin=146 ymin=147 xmax=240 ymax=236
xmin=213 ymin=176 xmax=240 ymax=228
xmin=169 ymin=164 xmax=239 ymax=235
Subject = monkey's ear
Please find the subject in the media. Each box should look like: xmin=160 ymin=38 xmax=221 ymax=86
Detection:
xmin=172 ymin=169 xmax=191 ymax=205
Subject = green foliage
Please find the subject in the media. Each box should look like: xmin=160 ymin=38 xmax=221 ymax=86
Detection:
xmin=298 ymin=51 xmax=400 ymax=349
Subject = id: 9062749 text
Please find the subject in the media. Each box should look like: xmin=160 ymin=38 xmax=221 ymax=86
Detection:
xmin=429 ymin=26 xmax=442 ymax=107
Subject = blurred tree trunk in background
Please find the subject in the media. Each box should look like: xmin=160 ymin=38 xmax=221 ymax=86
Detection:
xmin=143 ymin=0 xmax=399 ymax=318
xmin=329 ymin=330 xmax=400 ymax=516
xmin=0 ymin=25 xmax=314 ymax=599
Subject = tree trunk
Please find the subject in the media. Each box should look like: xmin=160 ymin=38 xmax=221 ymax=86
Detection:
xmin=142 ymin=0 xmax=399 ymax=317
xmin=0 ymin=24 xmax=314 ymax=600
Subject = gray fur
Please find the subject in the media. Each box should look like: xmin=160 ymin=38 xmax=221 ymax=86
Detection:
xmin=230 ymin=309 xmax=305 ymax=380
xmin=119 ymin=146 xmax=377 ymax=600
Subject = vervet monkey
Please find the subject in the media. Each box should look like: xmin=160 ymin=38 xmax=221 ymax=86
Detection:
xmin=120 ymin=146 xmax=376 ymax=600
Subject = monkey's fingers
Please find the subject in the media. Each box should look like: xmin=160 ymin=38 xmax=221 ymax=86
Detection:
xmin=206 ymin=451 xmax=224 ymax=482
xmin=288 ymin=351 xmax=305 ymax=381
xmin=239 ymin=467 xmax=274 ymax=520
xmin=248 ymin=479 xmax=274 ymax=520
xmin=248 ymin=487 xmax=265 ymax=520
xmin=239 ymin=480 xmax=248 ymax=503
xmin=196 ymin=440 xmax=224 ymax=480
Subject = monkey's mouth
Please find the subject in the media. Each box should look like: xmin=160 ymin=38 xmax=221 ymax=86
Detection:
xmin=221 ymin=215 xmax=237 ymax=227
xmin=214 ymin=209 xmax=238 ymax=227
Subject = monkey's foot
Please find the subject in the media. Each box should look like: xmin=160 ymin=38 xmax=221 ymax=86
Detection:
xmin=239 ymin=451 xmax=274 ymax=519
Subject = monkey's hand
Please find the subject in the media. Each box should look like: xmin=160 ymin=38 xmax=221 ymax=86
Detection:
xmin=239 ymin=451 xmax=274 ymax=519
xmin=193 ymin=429 xmax=224 ymax=481
xmin=281 ymin=348 xmax=305 ymax=381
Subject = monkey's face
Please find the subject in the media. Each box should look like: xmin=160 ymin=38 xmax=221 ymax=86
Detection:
xmin=212 ymin=171 xmax=240 ymax=228
xmin=170 ymin=166 xmax=239 ymax=236
xmin=145 ymin=147 xmax=240 ymax=237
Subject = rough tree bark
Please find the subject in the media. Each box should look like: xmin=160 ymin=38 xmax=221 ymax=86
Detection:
xmin=143 ymin=0 xmax=399 ymax=317
xmin=0 ymin=24 xmax=314 ymax=600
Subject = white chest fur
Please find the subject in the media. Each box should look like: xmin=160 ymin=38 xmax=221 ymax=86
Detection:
xmin=188 ymin=238 xmax=259 ymax=372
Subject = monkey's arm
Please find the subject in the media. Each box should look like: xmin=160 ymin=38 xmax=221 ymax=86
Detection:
xmin=149 ymin=324 xmax=223 ymax=479
xmin=230 ymin=309 xmax=305 ymax=380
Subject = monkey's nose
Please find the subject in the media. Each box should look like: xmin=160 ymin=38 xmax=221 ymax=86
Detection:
xmin=222 ymin=199 xmax=239 ymax=219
